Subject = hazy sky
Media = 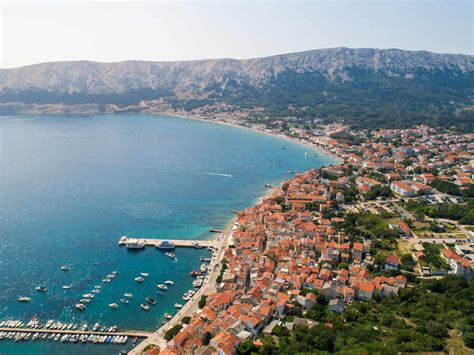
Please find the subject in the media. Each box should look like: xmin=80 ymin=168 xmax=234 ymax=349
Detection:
xmin=1 ymin=1 xmax=472 ymax=68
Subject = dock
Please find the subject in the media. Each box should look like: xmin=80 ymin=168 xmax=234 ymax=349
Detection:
xmin=119 ymin=237 xmax=219 ymax=249
xmin=0 ymin=327 xmax=152 ymax=338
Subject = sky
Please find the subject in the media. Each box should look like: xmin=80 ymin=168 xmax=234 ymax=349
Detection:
xmin=1 ymin=0 xmax=472 ymax=68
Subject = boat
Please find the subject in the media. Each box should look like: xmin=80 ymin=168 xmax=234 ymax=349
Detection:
xmin=107 ymin=274 xmax=116 ymax=278
xmin=126 ymin=241 xmax=145 ymax=249
xmin=103 ymin=278 xmax=112 ymax=283
xmin=80 ymin=298 xmax=91 ymax=303
xmin=120 ymin=298 xmax=129 ymax=304
xmin=182 ymin=295 xmax=190 ymax=301
xmin=165 ymin=252 xmax=176 ymax=259
xmin=140 ymin=304 xmax=150 ymax=311
xmin=82 ymin=293 xmax=94 ymax=298
xmin=156 ymin=284 xmax=168 ymax=290
xmin=109 ymin=303 xmax=119 ymax=309
xmin=62 ymin=285 xmax=72 ymax=290
xmin=164 ymin=313 xmax=172 ymax=319
xmin=174 ymin=303 xmax=183 ymax=308
xmin=124 ymin=293 xmax=133 ymax=298
xmin=82 ymin=324 xmax=89 ymax=331
xmin=140 ymin=272 xmax=149 ymax=277
xmin=35 ymin=286 xmax=47 ymax=293
xmin=61 ymin=265 xmax=71 ymax=271
xmin=189 ymin=270 xmax=201 ymax=277
xmin=75 ymin=303 xmax=86 ymax=311
xmin=92 ymin=289 xmax=100 ymax=294
xmin=146 ymin=297 xmax=156 ymax=305
xmin=94 ymin=285 xmax=101 ymax=289
xmin=135 ymin=277 xmax=144 ymax=283
xmin=18 ymin=297 xmax=32 ymax=302
xmin=156 ymin=240 xmax=175 ymax=250
xmin=92 ymin=323 xmax=100 ymax=331
xmin=164 ymin=280 xmax=174 ymax=285
xmin=200 ymin=257 xmax=211 ymax=262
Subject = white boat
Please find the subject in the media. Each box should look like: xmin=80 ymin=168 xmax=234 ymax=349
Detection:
xmin=62 ymin=285 xmax=72 ymax=290
xmin=82 ymin=293 xmax=94 ymax=298
xmin=164 ymin=280 xmax=174 ymax=285
xmin=174 ymin=303 xmax=183 ymax=308
xmin=80 ymin=298 xmax=91 ymax=303
xmin=92 ymin=323 xmax=100 ymax=331
xmin=124 ymin=293 xmax=133 ymax=298
xmin=120 ymin=298 xmax=129 ymax=304
xmin=140 ymin=303 xmax=150 ymax=311
xmin=164 ymin=313 xmax=172 ymax=319
xmin=92 ymin=289 xmax=100 ymax=294
xmin=165 ymin=252 xmax=176 ymax=259
xmin=140 ymin=272 xmax=149 ymax=277
xmin=35 ymin=286 xmax=47 ymax=292
xmin=109 ymin=303 xmax=119 ymax=309
xmin=61 ymin=265 xmax=71 ymax=271
xmin=75 ymin=303 xmax=86 ymax=311
xmin=103 ymin=278 xmax=112 ymax=283
xmin=126 ymin=241 xmax=145 ymax=249
xmin=157 ymin=284 xmax=168 ymax=290
xmin=107 ymin=274 xmax=116 ymax=278
xmin=135 ymin=277 xmax=144 ymax=283
xmin=82 ymin=324 xmax=89 ymax=331
xmin=18 ymin=297 xmax=32 ymax=302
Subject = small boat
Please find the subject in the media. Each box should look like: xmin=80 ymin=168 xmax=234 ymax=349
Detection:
xmin=18 ymin=296 xmax=32 ymax=302
xmin=82 ymin=293 xmax=94 ymax=298
xmin=35 ymin=286 xmax=47 ymax=293
xmin=107 ymin=274 xmax=116 ymax=279
xmin=164 ymin=280 xmax=174 ymax=285
xmin=124 ymin=293 xmax=133 ymax=298
xmin=157 ymin=284 xmax=168 ymax=290
xmin=135 ymin=277 xmax=144 ymax=283
xmin=140 ymin=304 xmax=150 ymax=311
xmin=174 ymin=303 xmax=183 ymax=308
xmin=189 ymin=270 xmax=201 ymax=277
xmin=200 ymin=257 xmax=211 ymax=262
xmin=146 ymin=297 xmax=156 ymax=305
xmin=80 ymin=298 xmax=91 ymax=303
xmin=92 ymin=323 xmax=100 ymax=331
xmin=82 ymin=324 xmax=89 ymax=331
xmin=94 ymin=285 xmax=101 ymax=289
xmin=61 ymin=265 xmax=71 ymax=271
xmin=165 ymin=252 xmax=176 ymax=259
xmin=140 ymin=273 xmax=149 ymax=277
xmin=62 ymin=285 xmax=72 ymax=290
xmin=120 ymin=298 xmax=129 ymax=304
xmin=164 ymin=313 xmax=172 ymax=319
xmin=109 ymin=303 xmax=119 ymax=309
xmin=92 ymin=289 xmax=100 ymax=294
xmin=103 ymin=278 xmax=112 ymax=283
xmin=182 ymin=295 xmax=190 ymax=301
xmin=75 ymin=303 xmax=86 ymax=311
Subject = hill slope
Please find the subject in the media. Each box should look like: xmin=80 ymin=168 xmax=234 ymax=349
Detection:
xmin=1 ymin=48 xmax=473 ymax=130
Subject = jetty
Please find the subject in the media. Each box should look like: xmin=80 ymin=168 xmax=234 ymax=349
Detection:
xmin=119 ymin=237 xmax=218 ymax=249
xmin=0 ymin=327 xmax=151 ymax=338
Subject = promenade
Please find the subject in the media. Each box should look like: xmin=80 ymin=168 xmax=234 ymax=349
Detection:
xmin=128 ymin=219 xmax=236 ymax=354
xmin=119 ymin=237 xmax=218 ymax=249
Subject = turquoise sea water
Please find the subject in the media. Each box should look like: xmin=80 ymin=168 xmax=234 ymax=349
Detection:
xmin=0 ymin=114 xmax=335 ymax=354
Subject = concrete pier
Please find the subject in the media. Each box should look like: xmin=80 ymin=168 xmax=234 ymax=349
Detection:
xmin=119 ymin=237 xmax=219 ymax=249
xmin=0 ymin=327 xmax=151 ymax=338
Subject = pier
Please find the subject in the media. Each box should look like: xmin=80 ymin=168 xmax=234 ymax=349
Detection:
xmin=0 ymin=327 xmax=151 ymax=338
xmin=119 ymin=237 xmax=219 ymax=248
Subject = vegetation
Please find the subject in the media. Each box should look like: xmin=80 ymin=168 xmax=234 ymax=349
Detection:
xmin=240 ymin=277 xmax=474 ymax=354
xmin=405 ymin=199 xmax=474 ymax=225
xmin=198 ymin=295 xmax=207 ymax=309
xmin=164 ymin=324 xmax=183 ymax=341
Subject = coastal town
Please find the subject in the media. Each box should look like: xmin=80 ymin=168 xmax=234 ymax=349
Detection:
xmin=136 ymin=117 xmax=474 ymax=354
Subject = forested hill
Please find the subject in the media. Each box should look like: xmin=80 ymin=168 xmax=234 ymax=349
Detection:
xmin=1 ymin=48 xmax=473 ymax=130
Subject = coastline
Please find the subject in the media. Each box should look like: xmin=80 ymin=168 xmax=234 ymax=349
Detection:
xmin=155 ymin=111 xmax=343 ymax=164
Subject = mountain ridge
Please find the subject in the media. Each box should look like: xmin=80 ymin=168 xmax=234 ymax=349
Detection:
xmin=1 ymin=47 xmax=473 ymax=131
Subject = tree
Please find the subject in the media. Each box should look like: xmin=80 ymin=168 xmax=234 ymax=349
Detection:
xmin=201 ymin=331 xmax=212 ymax=346
xmin=236 ymin=339 xmax=259 ymax=354
xmin=198 ymin=295 xmax=207 ymax=309
xmin=164 ymin=324 xmax=183 ymax=341
xmin=181 ymin=316 xmax=191 ymax=324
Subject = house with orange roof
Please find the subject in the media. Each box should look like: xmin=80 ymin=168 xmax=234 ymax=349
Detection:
xmin=210 ymin=331 xmax=241 ymax=355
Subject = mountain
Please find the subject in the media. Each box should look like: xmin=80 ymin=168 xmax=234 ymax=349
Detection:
xmin=1 ymin=48 xmax=473 ymax=130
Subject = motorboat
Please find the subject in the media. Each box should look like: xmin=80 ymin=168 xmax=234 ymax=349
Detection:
xmin=174 ymin=303 xmax=183 ymax=308
xmin=135 ymin=277 xmax=144 ymax=283
xmin=146 ymin=297 xmax=156 ymax=305
xmin=120 ymin=298 xmax=129 ymax=304
xmin=62 ymin=285 xmax=72 ymax=290
xmin=75 ymin=303 xmax=86 ymax=311
xmin=156 ymin=284 xmax=168 ymax=290
xmin=164 ymin=280 xmax=174 ymax=285
xmin=35 ymin=286 xmax=47 ymax=293
xmin=124 ymin=293 xmax=133 ymax=298
xmin=164 ymin=313 xmax=172 ymax=319
xmin=140 ymin=304 xmax=150 ymax=311
xmin=140 ymin=272 xmax=149 ymax=277
xmin=61 ymin=265 xmax=71 ymax=271
xmin=109 ymin=303 xmax=119 ymax=309
xmin=18 ymin=297 xmax=32 ymax=302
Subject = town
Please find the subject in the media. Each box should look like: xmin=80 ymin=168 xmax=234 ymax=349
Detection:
xmin=140 ymin=120 xmax=474 ymax=354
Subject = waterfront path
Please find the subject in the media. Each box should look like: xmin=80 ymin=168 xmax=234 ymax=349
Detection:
xmin=128 ymin=219 xmax=236 ymax=354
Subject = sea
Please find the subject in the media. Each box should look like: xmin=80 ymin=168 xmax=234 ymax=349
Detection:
xmin=0 ymin=114 xmax=336 ymax=354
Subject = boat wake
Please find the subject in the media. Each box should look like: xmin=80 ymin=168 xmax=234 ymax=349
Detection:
xmin=203 ymin=172 xmax=233 ymax=178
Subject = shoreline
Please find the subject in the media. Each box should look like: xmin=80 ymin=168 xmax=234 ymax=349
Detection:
xmin=155 ymin=111 xmax=343 ymax=164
